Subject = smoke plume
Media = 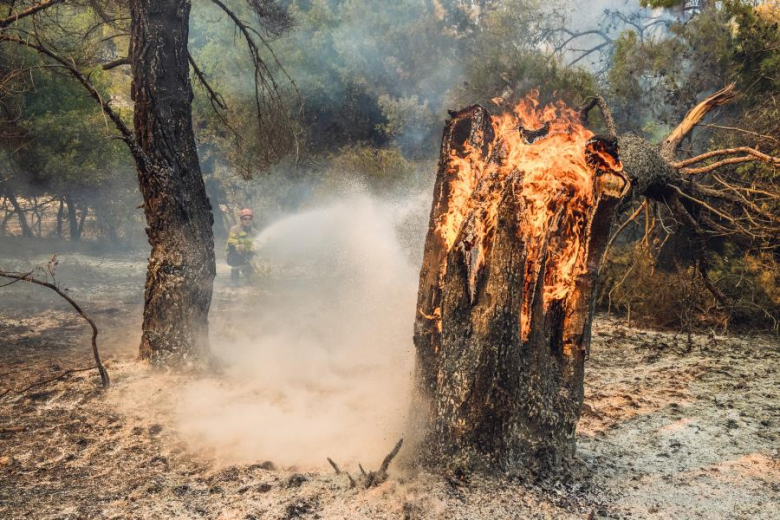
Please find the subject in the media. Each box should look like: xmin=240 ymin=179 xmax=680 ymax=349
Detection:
xmin=174 ymin=189 xmax=429 ymax=468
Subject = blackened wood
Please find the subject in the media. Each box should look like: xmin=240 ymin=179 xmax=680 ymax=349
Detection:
xmin=129 ymin=0 xmax=216 ymax=364
xmin=411 ymin=107 xmax=627 ymax=475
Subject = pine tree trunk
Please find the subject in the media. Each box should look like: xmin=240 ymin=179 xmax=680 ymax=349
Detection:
xmin=411 ymin=106 xmax=627 ymax=475
xmin=56 ymin=195 xmax=64 ymax=237
xmin=130 ymin=0 xmax=215 ymax=364
xmin=65 ymin=194 xmax=80 ymax=241
xmin=6 ymin=190 xmax=32 ymax=237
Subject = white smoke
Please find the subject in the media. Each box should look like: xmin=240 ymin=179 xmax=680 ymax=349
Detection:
xmin=174 ymin=190 xmax=429 ymax=468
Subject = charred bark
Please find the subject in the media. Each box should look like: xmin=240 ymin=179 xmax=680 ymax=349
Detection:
xmin=130 ymin=0 xmax=215 ymax=365
xmin=411 ymin=87 xmax=771 ymax=476
xmin=411 ymin=106 xmax=629 ymax=475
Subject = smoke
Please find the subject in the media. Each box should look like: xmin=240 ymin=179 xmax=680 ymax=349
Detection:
xmin=174 ymin=188 xmax=429 ymax=468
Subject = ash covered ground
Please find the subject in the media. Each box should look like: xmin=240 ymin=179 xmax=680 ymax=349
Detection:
xmin=1 ymin=235 xmax=778 ymax=519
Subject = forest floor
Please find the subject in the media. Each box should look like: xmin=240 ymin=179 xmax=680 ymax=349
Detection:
xmin=1 ymin=242 xmax=778 ymax=519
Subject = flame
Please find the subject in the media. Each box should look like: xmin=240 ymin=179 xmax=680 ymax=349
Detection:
xmin=436 ymin=91 xmax=622 ymax=339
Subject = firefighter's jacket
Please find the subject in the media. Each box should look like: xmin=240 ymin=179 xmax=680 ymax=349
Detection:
xmin=226 ymin=224 xmax=254 ymax=266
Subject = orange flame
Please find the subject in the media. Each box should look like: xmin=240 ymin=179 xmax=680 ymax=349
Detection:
xmin=436 ymin=91 xmax=621 ymax=339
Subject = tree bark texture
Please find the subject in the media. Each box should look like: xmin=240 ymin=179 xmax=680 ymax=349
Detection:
xmin=130 ymin=0 xmax=215 ymax=364
xmin=412 ymin=106 xmax=628 ymax=475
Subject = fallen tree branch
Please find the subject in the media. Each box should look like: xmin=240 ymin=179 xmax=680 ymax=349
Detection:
xmin=672 ymin=146 xmax=780 ymax=169
xmin=660 ymin=84 xmax=737 ymax=161
xmin=680 ymin=155 xmax=780 ymax=175
xmin=0 ymin=367 xmax=97 ymax=399
xmin=0 ymin=266 xmax=110 ymax=388
xmin=599 ymin=201 xmax=646 ymax=270
xmin=703 ymin=123 xmax=780 ymax=146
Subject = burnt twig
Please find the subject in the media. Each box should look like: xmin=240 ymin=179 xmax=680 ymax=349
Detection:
xmin=364 ymin=438 xmax=403 ymax=488
xmin=0 ymin=264 xmax=110 ymax=389
xmin=0 ymin=367 xmax=97 ymax=399
xmin=326 ymin=457 xmax=341 ymax=475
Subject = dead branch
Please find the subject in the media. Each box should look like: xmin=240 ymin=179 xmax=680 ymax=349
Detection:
xmin=364 ymin=438 xmax=403 ymax=488
xmin=600 ymin=201 xmax=646 ymax=270
xmin=188 ymin=52 xmax=227 ymax=111
xmin=378 ymin=438 xmax=403 ymax=475
xmin=703 ymin=123 xmax=780 ymax=146
xmin=665 ymin=193 xmax=730 ymax=307
xmin=680 ymin=155 xmax=780 ymax=175
xmin=101 ymin=56 xmax=130 ymax=70
xmin=0 ymin=367 xmax=97 ymax=399
xmin=579 ymin=95 xmax=616 ymax=138
xmin=0 ymin=0 xmax=63 ymax=28
xmin=672 ymin=146 xmax=780 ymax=170
xmin=326 ymin=438 xmax=403 ymax=490
xmin=0 ymin=266 xmax=110 ymax=388
xmin=660 ymin=84 xmax=737 ymax=160
xmin=326 ymin=457 xmax=341 ymax=475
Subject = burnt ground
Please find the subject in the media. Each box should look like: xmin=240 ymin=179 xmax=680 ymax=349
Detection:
xmin=1 ymin=243 xmax=778 ymax=519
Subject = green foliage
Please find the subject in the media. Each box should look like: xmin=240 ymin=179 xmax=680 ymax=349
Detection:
xmin=640 ymin=0 xmax=685 ymax=8
xmin=600 ymin=244 xmax=780 ymax=332
xmin=326 ymin=143 xmax=416 ymax=193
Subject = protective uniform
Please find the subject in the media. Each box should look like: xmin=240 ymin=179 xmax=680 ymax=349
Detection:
xmin=226 ymin=208 xmax=255 ymax=284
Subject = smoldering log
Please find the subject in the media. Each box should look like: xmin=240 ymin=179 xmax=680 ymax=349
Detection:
xmin=410 ymin=104 xmax=629 ymax=475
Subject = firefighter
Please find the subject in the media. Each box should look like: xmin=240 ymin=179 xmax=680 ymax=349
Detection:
xmin=226 ymin=208 xmax=255 ymax=285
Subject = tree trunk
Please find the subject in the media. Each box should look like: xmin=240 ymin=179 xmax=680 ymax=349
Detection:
xmin=130 ymin=0 xmax=215 ymax=364
xmin=56 ymin=195 xmax=64 ymax=237
xmin=411 ymin=106 xmax=627 ymax=475
xmin=6 ymin=190 xmax=32 ymax=237
xmin=65 ymin=194 xmax=80 ymax=241
xmin=77 ymin=201 xmax=88 ymax=239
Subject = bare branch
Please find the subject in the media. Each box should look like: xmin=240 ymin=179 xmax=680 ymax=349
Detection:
xmin=600 ymin=201 xmax=646 ymax=270
xmin=0 ymin=34 xmax=133 ymax=143
xmin=703 ymin=123 xmax=780 ymax=146
xmin=0 ymin=266 xmax=110 ymax=388
xmin=0 ymin=0 xmax=63 ymax=29
xmin=326 ymin=457 xmax=341 ymax=474
xmin=672 ymin=146 xmax=780 ymax=169
xmin=660 ymin=84 xmax=737 ymax=160
xmin=0 ymin=367 xmax=97 ymax=400
xmin=101 ymin=56 xmax=130 ymax=70
xmin=680 ymin=155 xmax=780 ymax=175
xmin=188 ymin=52 xmax=226 ymax=111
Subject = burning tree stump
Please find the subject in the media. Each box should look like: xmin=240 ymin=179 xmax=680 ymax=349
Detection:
xmin=411 ymin=98 xmax=629 ymax=475
xmin=410 ymin=84 xmax=780 ymax=475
